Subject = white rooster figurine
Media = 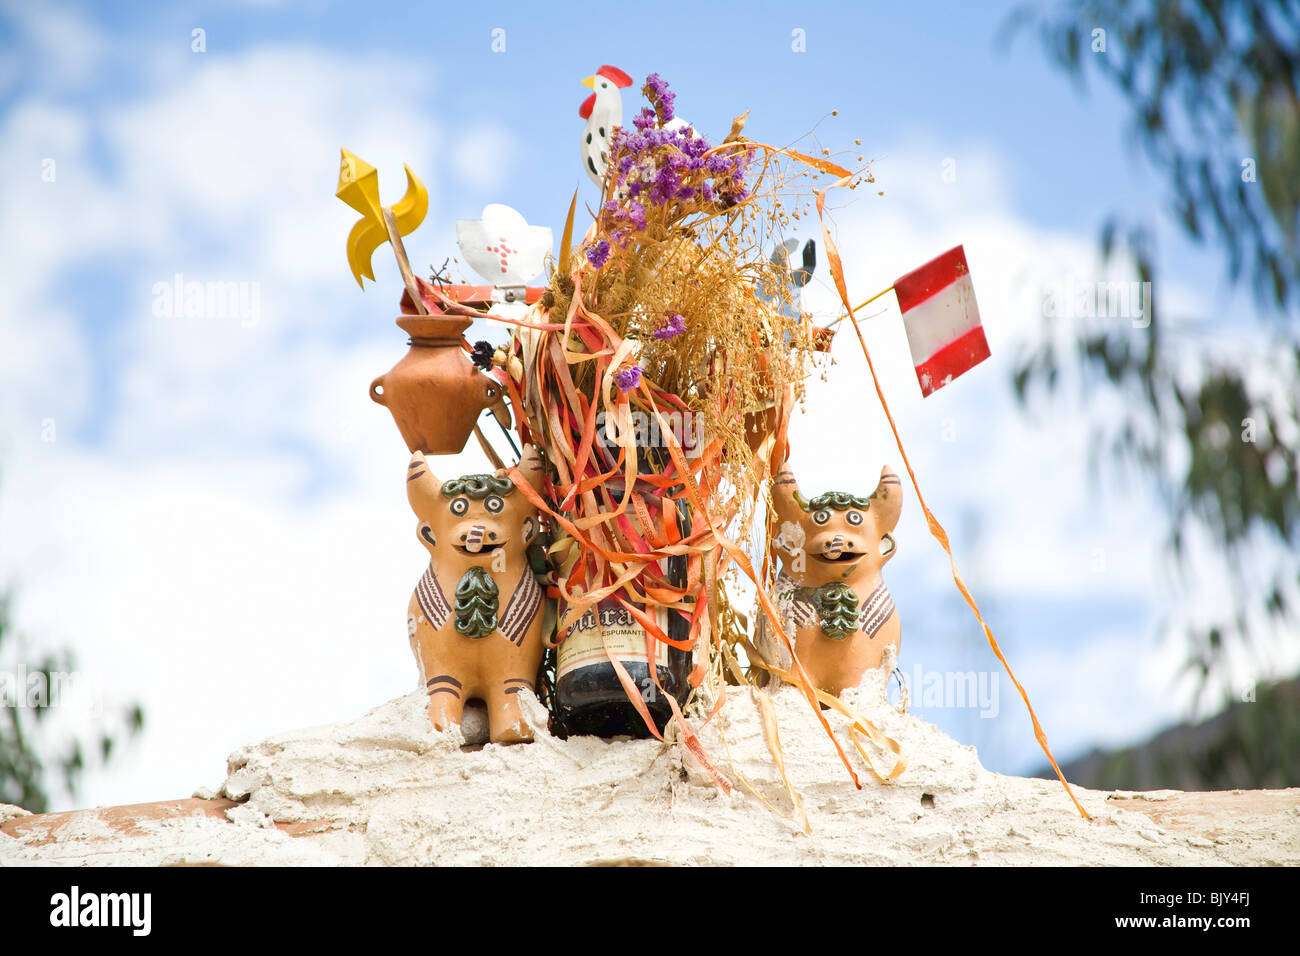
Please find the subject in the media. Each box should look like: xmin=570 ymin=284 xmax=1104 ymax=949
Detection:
xmin=579 ymin=64 xmax=633 ymax=188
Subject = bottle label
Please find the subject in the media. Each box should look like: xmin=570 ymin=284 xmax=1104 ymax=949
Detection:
xmin=557 ymin=598 xmax=670 ymax=679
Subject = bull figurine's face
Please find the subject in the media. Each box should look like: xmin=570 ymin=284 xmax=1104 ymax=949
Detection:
xmin=407 ymin=445 xmax=546 ymax=570
xmin=771 ymin=465 xmax=903 ymax=586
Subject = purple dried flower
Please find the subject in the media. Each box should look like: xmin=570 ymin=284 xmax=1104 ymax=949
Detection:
xmin=628 ymin=200 xmax=646 ymax=231
xmin=704 ymin=155 xmax=733 ymax=176
xmin=642 ymin=73 xmax=676 ymax=126
xmin=650 ymin=165 xmax=681 ymax=205
xmin=653 ymin=313 xmax=687 ymax=340
xmin=601 ymin=75 xmax=759 ymax=222
xmin=613 ymin=365 xmax=642 ymax=392
xmin=586 ymin=240 xmax=611 ymax=269
xmin=719 ymin=185 xmax=749 ymax=209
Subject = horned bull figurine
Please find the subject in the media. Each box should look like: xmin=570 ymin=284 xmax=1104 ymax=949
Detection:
xmin=405 ymin=445 xmax=548 ymax=743
xmin=757 ymin=464 xmax=904 ymax=696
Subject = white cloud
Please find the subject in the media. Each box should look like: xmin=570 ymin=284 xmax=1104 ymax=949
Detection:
xmin=103 ymin=47 xmax=440 ymax=284
xmin=449 ymin=123 xmax=517 ymax=191
xmin=1 ymin=0 xmax=107 ymax=90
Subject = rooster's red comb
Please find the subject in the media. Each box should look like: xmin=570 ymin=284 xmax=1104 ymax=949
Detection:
xmin=596 ymin=65 xmax=633 ymax=88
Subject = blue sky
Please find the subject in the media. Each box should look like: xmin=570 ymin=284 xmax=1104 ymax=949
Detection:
xmin=1 ymin=0 xmax=1289 ymax=811
xmin=0 ymin=1 xmax=1175 ymax=233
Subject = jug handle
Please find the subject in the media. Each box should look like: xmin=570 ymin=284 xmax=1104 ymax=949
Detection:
xmin=369 ymin=375 xmax=388 ymax=406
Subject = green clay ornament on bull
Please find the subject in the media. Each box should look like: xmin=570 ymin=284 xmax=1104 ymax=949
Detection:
xmin=454 ymin=566 xmax=499 ymax=638
xmin=810 ymin=581 xmax=860 ymax=640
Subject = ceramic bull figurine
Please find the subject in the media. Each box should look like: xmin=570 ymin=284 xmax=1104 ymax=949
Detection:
xmin=757 ymin=464 xmax=904 ymax=696
xmin=405 ymin=445 xmax=548 ymax=743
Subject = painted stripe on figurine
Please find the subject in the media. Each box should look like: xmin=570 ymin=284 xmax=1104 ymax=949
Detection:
xmin=499 ymin=570 xmax=542 ymax=646
xmin=858 ymin=583 xmax=896 ymax=639
xmin=775 ymin=572 xmax=819 ymax=628
xmin=416 ymin=564 xmax=452 ymax=630
xmin=791 ymin=598 xmax=819 ymax=628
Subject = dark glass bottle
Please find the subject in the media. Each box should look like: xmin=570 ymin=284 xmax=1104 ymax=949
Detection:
xmin=552 ymin=492 xmax=692 ymax=738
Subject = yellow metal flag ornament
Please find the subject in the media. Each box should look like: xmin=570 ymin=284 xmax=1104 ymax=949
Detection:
xmin=336 ymin=148 xmax=428 ymax=295
xmin=336 ymin=147 xmax=505 ymax=468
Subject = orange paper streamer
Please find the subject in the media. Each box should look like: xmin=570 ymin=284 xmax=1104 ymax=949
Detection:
xmin=814 ymin=178 xmax=1091 ymax=820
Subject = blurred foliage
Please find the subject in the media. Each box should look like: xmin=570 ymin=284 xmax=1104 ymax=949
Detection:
xmin=0 ymin=591 xmax=144 ymax=813
xmin=1006 ymin=0 xmax=1300 ymax=712
xmin=1006 ymin=0 xmax=1299 ymax=307
xmin=1046 ymin=676 xmax=1299 ymax=790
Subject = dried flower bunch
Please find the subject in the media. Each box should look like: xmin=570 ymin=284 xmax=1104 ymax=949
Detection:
xmin=506 ymin=74 xmax=867 ymax=785
xmin=544 ymin=75 xmax=832 ymax=504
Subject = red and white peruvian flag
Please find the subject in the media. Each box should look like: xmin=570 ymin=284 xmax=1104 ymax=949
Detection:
xmin=894 ymin=245 xmax=990 ymax=397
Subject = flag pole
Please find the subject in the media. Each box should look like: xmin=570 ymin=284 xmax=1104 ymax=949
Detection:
xmin=826 ymin=284 xmax=894 ymax=329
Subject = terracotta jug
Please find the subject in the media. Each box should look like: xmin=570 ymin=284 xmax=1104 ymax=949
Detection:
xmin=370 ymin=314 xmax=506 ymax=455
